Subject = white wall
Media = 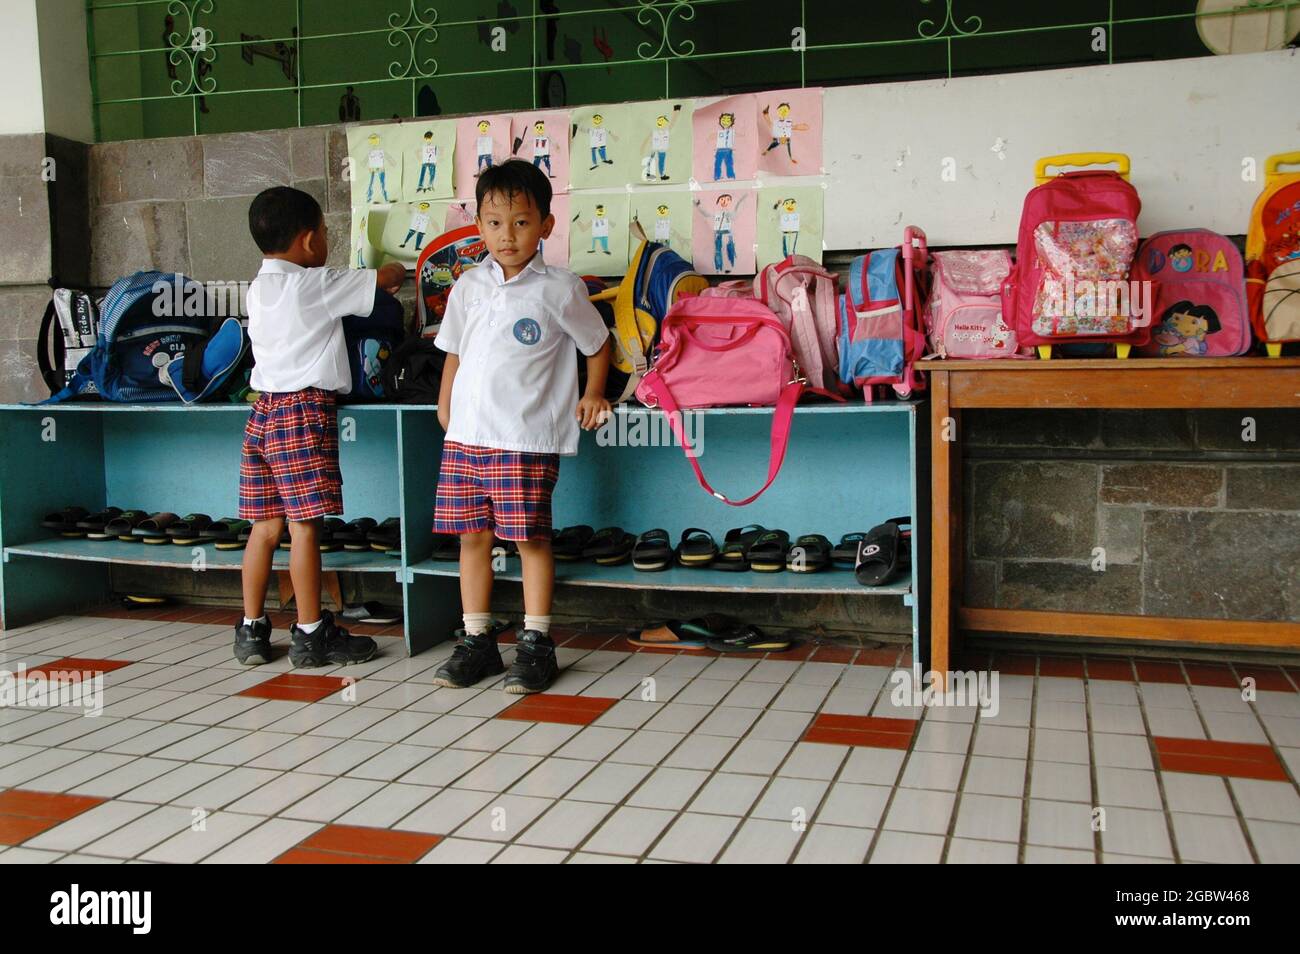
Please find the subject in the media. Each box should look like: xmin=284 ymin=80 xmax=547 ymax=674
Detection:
xmin=823 ymin=49 xmax=1300 ymax=248
xmin=0 ymin=0 xmax=45 ymax=136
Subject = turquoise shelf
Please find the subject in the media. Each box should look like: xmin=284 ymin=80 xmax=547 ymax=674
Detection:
xmin=0 ymin=398 xmax=927 ymax=661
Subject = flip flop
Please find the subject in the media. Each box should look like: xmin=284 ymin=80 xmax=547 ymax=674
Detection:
xmin=78 ymin=507 xmax=124 ymax=540
xmin=748 ymin=529 xmax=791 ymax=573
xmin=553 ymin=525 xmax=595 ymax=561
xmin=320 ymin=517 xmax=347 ymax=553
xmin=431 ymin=533 xmax=461 ymax=561
xmin=632 ymin=528 xmax=673 ymax=572
xmin=369 ymin=517 xmax=401 ymax=552
xmin=41 ymin=506 xmax=89 ymax=537
xmin=628 ymin=614 xmax=738 ymax=650
xmin=166 ymin=513 xmax=213 ymax=545
xmin=675 ymin=527 xmax=718 ymax=567
xmin=203 ymin=517 xmax=251 ymax=550
xmin=855 ymin=517 xmax=912 ymax=587
xmin=716 ymin=524 xmax=766 ymax=572
xmin=582 ymin=526 xmax=635 ymax=565
xmin=706 ymin=625 xmax=793 ymax=653
xmin=340 ymin=601 xmax=403 ymax=625
xmin=336 ymin=517 xmax=378 ymax=551
xmin=133 ymin=512 xmax=179 ymax=545
xmin=832 ymin=532 xmax=867 ymax=567
xmin=104 ymin=510 xmax=150 ymax=541
xmin=787 ymin=534 xmax=832 ymax=573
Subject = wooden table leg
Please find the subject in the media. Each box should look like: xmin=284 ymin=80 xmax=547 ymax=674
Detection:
xmin=930 ymin=372 xmax=957 ymax=688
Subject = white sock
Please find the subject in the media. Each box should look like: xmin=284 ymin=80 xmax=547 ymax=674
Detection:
xmin=297 ymin=618 xmax=322 ymax=634
xmin=242 ymin=615 xmax=268 ymax=627
xmin=463 ymin=612 xmax=493 ymax=636
xmin=524 ymin=615 xmax=551 ymax=637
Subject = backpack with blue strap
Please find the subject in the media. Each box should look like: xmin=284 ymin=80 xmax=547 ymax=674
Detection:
xmin=340 ymin=289 xmax=406 ymax=403
xmin=46 ymin=270 xmax=246 ymax=404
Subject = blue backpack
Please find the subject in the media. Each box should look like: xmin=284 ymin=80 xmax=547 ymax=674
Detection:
xmin=48 ymin=270 xmax=220 ymax=403
xmin=341 ymin=290 xmax=406 ymax=403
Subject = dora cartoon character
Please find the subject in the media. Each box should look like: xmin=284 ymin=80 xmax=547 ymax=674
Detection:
xmin=1168 ymin=243 xmax=1194 ymax=273
xmin=1154 ymin=300 xmax=1220 ymax=356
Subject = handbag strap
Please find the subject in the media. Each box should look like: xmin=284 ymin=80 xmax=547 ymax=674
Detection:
xmin=639 ymin=369 xmax=805 ymax=507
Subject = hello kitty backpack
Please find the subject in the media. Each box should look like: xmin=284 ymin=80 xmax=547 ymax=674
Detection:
xmin=923 ymin=249 xmax=1020 ymax=358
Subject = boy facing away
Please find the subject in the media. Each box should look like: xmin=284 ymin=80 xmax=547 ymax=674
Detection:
xmin=432 ymin=160 xmax=611 ymax=694
xmin=235 ymin=186 xmax=406 ymax=668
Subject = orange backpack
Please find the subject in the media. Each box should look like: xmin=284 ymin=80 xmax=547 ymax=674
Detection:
xmin=1245 ymin=152 xmax=1300 ymax=354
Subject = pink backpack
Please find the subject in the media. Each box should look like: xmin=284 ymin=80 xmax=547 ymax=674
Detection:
xmin=635 ymin=295 xmax=841 ymax=505
xmin=1004 ymin=167 xmax=1148 ymax=351
xmin=1131 ymin=229 xmax=1251 ymax=357
xmin=924 ymin=250 xmax=1020 ymax=358
xmin=698 ymin=280 xmax=754 ymax=299
xmin=755 ymin=255 xmax=846 ymax=394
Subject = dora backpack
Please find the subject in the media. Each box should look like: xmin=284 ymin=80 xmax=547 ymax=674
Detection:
xmin=1132 ymin=229 xmax=1250 ymax=357
xmin=1245 ymin=152 xmax=1300 ymax=354
xmin=1003 ymin=153 xmax=1147 ymax=357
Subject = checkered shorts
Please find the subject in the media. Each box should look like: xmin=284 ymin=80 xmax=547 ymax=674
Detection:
xmin=239 ymin=388 xmax=343 ymax=522
xmin=433 ymin=440 xmax=560 ymax=541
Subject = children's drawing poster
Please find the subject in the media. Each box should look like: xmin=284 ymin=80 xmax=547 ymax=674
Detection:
xmin=378 ymin=200 xmax=439 ymax=269
xmin=347 ymin=125 xmax=402 ymax=207
xmin=398 ymin=120 xmax=455 ymax=202
xmin=454 ymin=115 xmax=513 ymax=198
xmin=755 ymin=88 xmax=823 ymax=176
xmin=625 ymin=101 xmax=693 ymax=185
xmin=568 ymin=105 xmax=635 ymax=190
xmin=541 ymin=194 xmax=570 ymax=268
xmin=692 ymin=94 xmax=758 ymax=185
xmin=691 ymin=188 xmax=756 ymax=276
xmin=569 ymin=193 xmax=629 ymax=276
xmin=350 ymin=206 xmax=386 ymax=269
xmin=511 ymin=110 xmax=571 ymax=191
xmin=443 ymin=198 xmax=476 ymax=231
xmin=756 ymin=186 xmax=824 ymax=268
xmin=630 ymin=191 xmax=692 ymax=260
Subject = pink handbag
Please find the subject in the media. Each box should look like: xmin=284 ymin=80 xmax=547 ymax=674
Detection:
xmin=634 ymin=295 xmax=841 ymax=506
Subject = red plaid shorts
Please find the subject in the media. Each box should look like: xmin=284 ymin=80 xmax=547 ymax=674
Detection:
xmin=433 ymin=440 xmax=560 ymax=541
xmin=239 ymin=388 xmax=343 ymax=522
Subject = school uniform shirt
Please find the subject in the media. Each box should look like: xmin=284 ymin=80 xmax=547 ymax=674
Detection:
xmin=533 ymin=136 xmax=550 ymax=156
xmin=246 ymin=259 xmax=377 ymax=395
xmin=589 ymin=127 xmax=607 ymax=147
xmin=654 ymin=217 xmax=672 ymax=241
xmin=716 ymin=128 xmax=735 ymax=149
xmin=591 ymin=216 xmax=610 ymax=238
xmin=772 ymin=117 xmax=793 ymax=139
xmin=713 ymin=210 xmax=734 ymax=232
xmin=421 ymin=143 xmax=438 ymax=163
xmin=368 ymin=149 xmax=385 ymax=170
xmin=780 ymin=211 xmax=800 ymax=232
xmin=434 ymin=254 xmax=608 ymax=456
xmin=652 ymin=129 xmax=670 ymax=151
xmin=476 ymin=135 xmax=493 ymax=156
xmin=409 ymin=210 xmax=431 ymax=233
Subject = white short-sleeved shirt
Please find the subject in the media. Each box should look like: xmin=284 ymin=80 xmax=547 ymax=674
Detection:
xmin=368 ymin=149 xmax=385 ymax=170
xmin=589 ymin=128 xmax=607 ymax=147
xmin=421 ymin=143 xmax=438 ymax=163
xmin=591 ymin=216 xmax=610 ymax=238
xmin=652 ymin=129 xmax=670 ymax=150
xmin=773 ymin=118 xmax=793 ymax=138
xmin=409 ymin=211 xmax=431 ymax=232
xmin=716 ymin=128 xmax=735 ymax=148
xmin=654 ymin=217 xmax=671 ymax=241
xmin=534 ymin=136 xmax=550 ymax=156
xmin=476 ymin=135 xmax=493 ymax=155
xmin=780 ymin=211 xmax=800 ymax=231
xmin=434 ymin=255 xmax=608 ymax=456
xmin=247 ymin=259 xmax=377 ymax=395
xmin=713 ymin=210 xmax=733 ymax=231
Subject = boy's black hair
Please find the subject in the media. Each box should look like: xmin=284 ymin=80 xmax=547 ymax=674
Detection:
xmin=248 ymin=186 xmax=323 ymax=254
xmin=475 ymin=158 xmax=552 ymax=219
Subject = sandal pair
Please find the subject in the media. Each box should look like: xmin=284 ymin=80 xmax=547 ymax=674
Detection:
xmin=553 ymin=525 xmax=635 ymax=565
xmin=631 ymin=528 xmax=717 ymax=571
xmin=629 ymin=614 xmax=793 ymax=653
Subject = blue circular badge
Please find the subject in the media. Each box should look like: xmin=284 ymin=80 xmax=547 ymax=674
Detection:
xmin=513 ymin=317 xmax=541 ymax=345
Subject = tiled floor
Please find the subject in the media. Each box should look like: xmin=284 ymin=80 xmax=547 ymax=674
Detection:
xmin=2 ymin=609 xmax=1299 ymax=863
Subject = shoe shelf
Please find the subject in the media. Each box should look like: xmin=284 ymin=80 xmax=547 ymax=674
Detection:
xmin=0 ymin=399 xmax=927 ymax=662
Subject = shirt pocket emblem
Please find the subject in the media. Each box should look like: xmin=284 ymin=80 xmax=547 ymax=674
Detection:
xmin=513 ymin=317 xmax=542 ymax=345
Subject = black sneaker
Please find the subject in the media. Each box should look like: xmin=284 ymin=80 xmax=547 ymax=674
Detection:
xmin=234 ymin=616 xmax=272 ymax=665
xmin=432 ymin=627 xmax=506 ymax=688
xmin=503 ymin=630 xmax=558 ymax=695
xmin=289 ymin=610 xmax=378 ymax=668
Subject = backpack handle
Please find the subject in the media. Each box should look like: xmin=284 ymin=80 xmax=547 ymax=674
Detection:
xmin=1265 ymin=152 xmax=1300 ymax=182
xmin=37 ymin=298 xmax=65 ymax=396
xmin=1035 ymin=152 xmax=1130 ymax=184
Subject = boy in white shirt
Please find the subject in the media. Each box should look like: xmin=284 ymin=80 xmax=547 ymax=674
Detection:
xmin=432 ymin=160 xmax=611 ymax=694
xmin=236 ymin=187 xmax=406 ymax=668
